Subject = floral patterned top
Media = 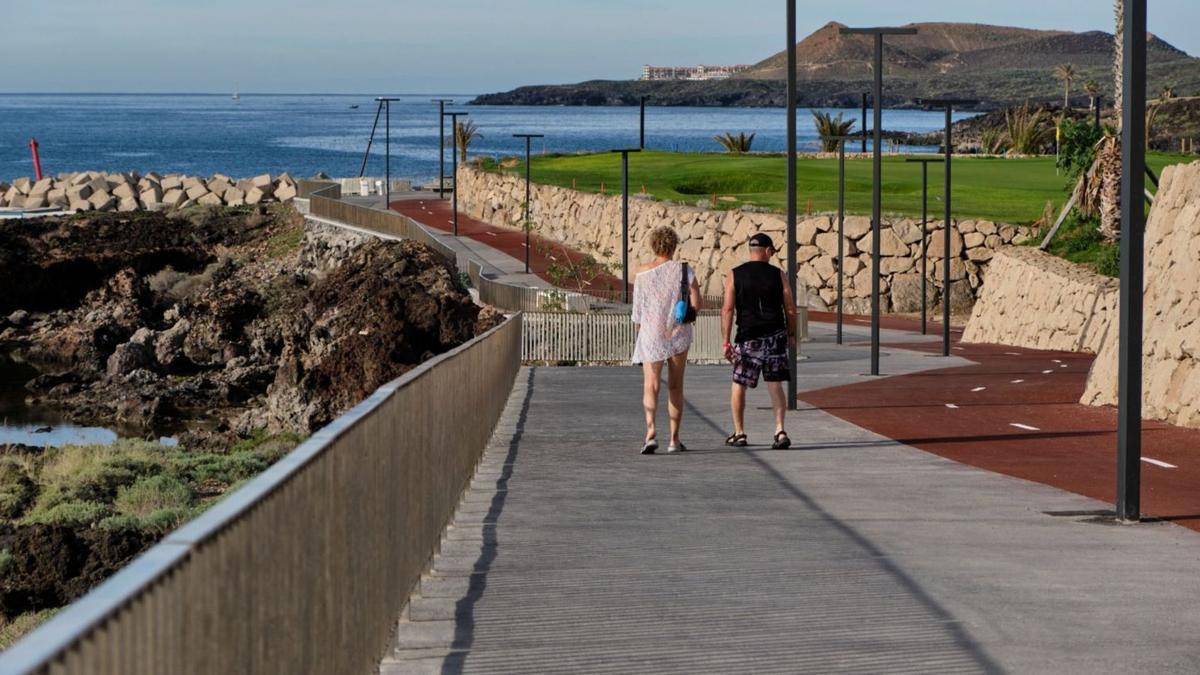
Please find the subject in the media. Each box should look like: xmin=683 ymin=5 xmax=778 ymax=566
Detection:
xmin=631 ymin=260 xmax=697 ymax=364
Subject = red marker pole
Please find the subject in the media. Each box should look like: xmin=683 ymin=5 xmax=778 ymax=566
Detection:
xmin=30 ymin=138 xmax=43 ymax=181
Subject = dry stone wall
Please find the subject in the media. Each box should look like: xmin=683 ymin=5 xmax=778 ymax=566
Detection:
xmin=962 ymin=247 xmax=1119 ymax=353
xmin=0 ymin=171 xmax=299 ymax=213
xmin=1082 ymin=161 xmax=1200 ymax=429
xmin=458 ymin=166 xmax=1034 ymax=313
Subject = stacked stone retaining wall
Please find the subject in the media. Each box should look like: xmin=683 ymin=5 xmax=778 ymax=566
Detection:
xmin=961 ymin=247 xmax=1119 ymax=353
xmin=457 ymin=166 xmax=1035 ymax=313
xmin=1082 ymin=161 xmax=1200 ymax=428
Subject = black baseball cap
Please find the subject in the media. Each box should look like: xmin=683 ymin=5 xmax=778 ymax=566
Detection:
xmin=748 ymin=233 xmax=775 ymax=250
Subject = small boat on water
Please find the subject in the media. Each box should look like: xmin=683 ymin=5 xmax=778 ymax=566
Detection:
xmin=349 ymin=104 xmax=359 ymax=109
xmin=232 ymin=85 xmax=240 ymax=100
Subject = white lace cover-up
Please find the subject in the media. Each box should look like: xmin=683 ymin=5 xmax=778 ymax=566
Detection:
xmin=631 ymin=260 xmax=696 ymax=364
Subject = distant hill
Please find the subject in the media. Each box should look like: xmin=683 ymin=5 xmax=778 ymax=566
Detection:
xmin=471 ymin=21 xmax=1200 ymax=109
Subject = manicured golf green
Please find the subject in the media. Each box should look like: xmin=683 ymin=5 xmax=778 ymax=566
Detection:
xmin=496 ymin=151 xmax=1193 ymax=224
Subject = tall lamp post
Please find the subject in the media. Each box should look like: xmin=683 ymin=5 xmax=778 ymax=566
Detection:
xmin=443 ymin=111 xmax=468 ymax=236
xmin=611 ymin=148 xmax=642 ymax=304
xmin=514 ymin=133 xmax=545 ymax=274
xmin=432 ymin=98 xmax=453 ymax=198
xmin=375 ymin=97 xmax=400 ymax=208
xmin=1117 ymin=0 xmax=1147 ymax=522
xmin=785 ymin=0 xmax=799 ymax=408
xmin=861 ymin=92 xmax=869 ymax=153
xmin=905 ymin=157 xmax=944 ymax=335
xmin=640 ymin=96 xmax=651 ymax=150
xmin=918 ymin=98 xmax=978 ymax=356
xmin=824 ymin=135 xmax=857 ymax=345
xmin=841 ymin=26 xmax=918 ymax=376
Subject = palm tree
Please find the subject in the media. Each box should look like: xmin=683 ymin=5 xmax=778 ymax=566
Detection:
xmin=1097 ymin=0 xmax=1124 ymax=241
xmin=714 ymin=132 xmax=755 ymax=153
xmin=1055 ymin=63 xmax=1077 ymax=110
xmin=811 ymin=111 xmax=856 ymax=152
xmin=454 ymin=120 xmax=482 ymax=162
xmin=1005 ymin=103 xmax=1052 ymax=155
xmin=1113 ymin=0 xmax=1124 ymax=116
xmin=1084 ymin=80 xmax=1101 ymax=111
xmin=1145 ymin=85 xmax=1176 ymax=149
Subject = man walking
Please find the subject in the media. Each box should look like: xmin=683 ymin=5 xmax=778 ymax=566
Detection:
xmin=721 ymin=233 xmax=797 ymax=449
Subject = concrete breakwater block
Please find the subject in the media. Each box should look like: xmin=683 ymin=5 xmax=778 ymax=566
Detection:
xmin=0 ymin=170 xmax=303 ymax=213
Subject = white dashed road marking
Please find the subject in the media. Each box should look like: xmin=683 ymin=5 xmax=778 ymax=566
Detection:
xmin=1010 ymin=423 xmax=1040 ymax=431
xmin=1142 ymin=458 xmax=1178 ymax=469
xmin=971 ymin=387 xmax=986 ymax=392
xmin=945 ymin=404 xmax=959 ymax=409
xmin=1011 ymin=379 xmax=1025 ymax=384
xmin=1005 ymin=351 xmax=1021 ymax=356
xmin=1042 ymin=370 xmax=1054 ymax=374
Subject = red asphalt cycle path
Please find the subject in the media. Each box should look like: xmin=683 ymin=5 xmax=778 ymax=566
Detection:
xmin=394 ymin=201 xmax=1200 ymax=530
xmin=802 ymin=313 xmax=1200 ymax=532
xmin=390 ymin=198 xmax=627 ymax=294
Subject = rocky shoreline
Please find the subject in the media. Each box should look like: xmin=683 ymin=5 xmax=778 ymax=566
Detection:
xmin=0 ymin=204 xmax=501 ymax=633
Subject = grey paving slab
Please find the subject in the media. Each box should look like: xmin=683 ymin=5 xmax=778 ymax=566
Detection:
xmin=382 ymin=339 xmax=1200 ymax=674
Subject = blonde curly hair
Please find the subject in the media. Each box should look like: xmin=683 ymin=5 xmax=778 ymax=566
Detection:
xmin=648 ymin=226 xmax=680 ymax=257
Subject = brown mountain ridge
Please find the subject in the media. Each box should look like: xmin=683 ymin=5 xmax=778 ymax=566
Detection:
xmin=471 ymin=21 xmax=1200 ymax=108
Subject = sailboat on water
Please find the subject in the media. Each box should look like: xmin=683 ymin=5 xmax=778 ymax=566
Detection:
xmin=232 ymin=84 xmax=240 ymax=101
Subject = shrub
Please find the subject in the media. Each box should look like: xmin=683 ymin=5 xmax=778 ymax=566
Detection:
xmin=811 ymin=111 xmax=856 ymax=152
xmin=22 ymin=499 xmax=111 ymax=528
xmin=114 ymin=475 xmax=192 ymax=518
xmin=0 ymin=459 xmax=37 ymax=519
xmin=714 ymin=132 xmax=755 ymax=154
xmin=1005 ymin=104 xmax=1053 ymax=155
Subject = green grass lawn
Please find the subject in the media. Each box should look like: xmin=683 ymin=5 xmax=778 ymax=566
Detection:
xmin=493 ymin=150 xmax=1194 ymax=225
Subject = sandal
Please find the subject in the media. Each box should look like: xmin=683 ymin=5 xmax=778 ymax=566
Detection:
xmin=641 ymin=438 xmax=658 ymax=455
xmin=772 ymin=431 xmax=791 ymax=450
xmin=725 ymin=433 xmax=748 ymax=448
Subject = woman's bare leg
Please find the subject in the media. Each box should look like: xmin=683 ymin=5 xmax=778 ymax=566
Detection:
xmin=642 ymin=361 xmax=663 ymax=441
xmin=666 ymin=351 xmax=689 ymax=445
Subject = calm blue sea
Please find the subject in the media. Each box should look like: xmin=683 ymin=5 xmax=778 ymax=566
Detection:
xmin=0 ymin=94 xmax=974 ymax=183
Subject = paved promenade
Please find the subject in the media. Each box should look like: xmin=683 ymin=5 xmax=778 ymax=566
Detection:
xmin=380 ymin=324 xmax=1200 ymax=674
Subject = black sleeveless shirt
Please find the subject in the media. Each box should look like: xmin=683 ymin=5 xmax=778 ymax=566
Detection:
xmin=733 ymin=261 xmax=786 ymax=343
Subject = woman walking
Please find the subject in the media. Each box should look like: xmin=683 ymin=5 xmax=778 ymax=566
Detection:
xmin=631 ymin=226 xmax=701 ymax=454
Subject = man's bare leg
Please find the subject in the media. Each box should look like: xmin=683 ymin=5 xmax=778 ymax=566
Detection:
xmin=765 ymin=381 xmax=787 ymax=435
xmin=730 ymin=382 xmax=747 ymax=436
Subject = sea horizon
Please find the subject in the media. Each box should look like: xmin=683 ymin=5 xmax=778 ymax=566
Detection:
xmin=1 ymin=93 xmax=972 ymax=183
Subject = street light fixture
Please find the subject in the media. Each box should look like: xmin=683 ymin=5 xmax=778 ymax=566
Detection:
xmin=514 ymin=133 xmax=545 ymax=274
xmin=1117 ymin=0 xmax=1147 ymax=522
xmin=640 ymin=96 xmax=651 ymax=150
xmin=610 ymin=148 xmax=642 ymax=304
xmin=442 ymin=111 xmax=468 ymax=236
xmin=918 ymin=97 xmax=978 ymax=356
xmin=785 ymin=0 xmax=799 ymax=408
xmin=905 ymin=157 xmax=944 ymax=335
xmin=823 ymin=135 xmax=857 ymax=345
xmin=432 ymin=98 xmax=453 ymax=198
xmin=375 ymin=97 xmax=401 ymax=208
xmin=841 ymin=26 xmax=918 ymax=376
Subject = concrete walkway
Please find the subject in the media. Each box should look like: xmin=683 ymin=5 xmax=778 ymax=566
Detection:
xmin=379 ymin=325 xmax=1200 ymax=674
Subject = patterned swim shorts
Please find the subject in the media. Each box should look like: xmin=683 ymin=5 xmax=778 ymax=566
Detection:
xmin=732 ymin=330 xmax=790 ymax=388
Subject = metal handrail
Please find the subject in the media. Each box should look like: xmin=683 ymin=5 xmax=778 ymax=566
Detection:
xmin=0 ymin=314 xmax=523 ymax=674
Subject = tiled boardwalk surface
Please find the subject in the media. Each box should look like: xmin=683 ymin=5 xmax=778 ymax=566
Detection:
xmin=380 ymin=326 xmax=1200 ymax=674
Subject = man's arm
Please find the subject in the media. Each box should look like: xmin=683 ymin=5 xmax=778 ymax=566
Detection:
xmin=780 ymin=270 xmax=798 ymax=345
xmin=721 ymin=271 xmax=736 ymax=360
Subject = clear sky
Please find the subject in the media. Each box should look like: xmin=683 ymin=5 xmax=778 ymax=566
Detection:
xmin=4 ymin=0 xmax=1198 ymax=94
